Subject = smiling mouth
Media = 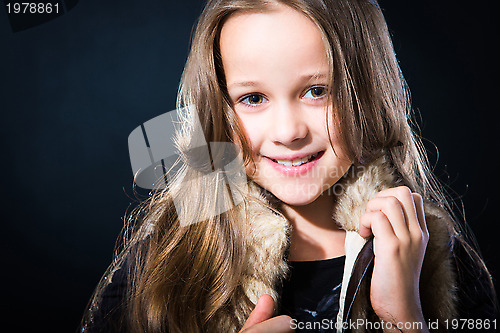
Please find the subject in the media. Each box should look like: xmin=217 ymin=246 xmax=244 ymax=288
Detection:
xmin=269 ymin=151 xmax=324 ymax=167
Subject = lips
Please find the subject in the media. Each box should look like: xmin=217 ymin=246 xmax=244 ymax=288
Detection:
xmin=269 ymin=151 xmax=323 ymax=167
xmin=264 ymin=150 xmax=324 ymax=171
xmin=262 ymin=150 xmax=324 ymax=175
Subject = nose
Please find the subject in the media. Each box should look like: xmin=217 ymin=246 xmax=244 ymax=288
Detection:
xmin=269 ymin=101 xmax=308 ymax=146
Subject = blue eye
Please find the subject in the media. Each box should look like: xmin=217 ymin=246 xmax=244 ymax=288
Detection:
xmin=303 ymin=86 xmax=327 ymax=99
xmin=240 ymin=94 xmax=268 ymax=107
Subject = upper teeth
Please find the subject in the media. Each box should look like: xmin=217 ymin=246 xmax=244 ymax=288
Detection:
xmin=274 ymin=153 xmax=318 ymax=167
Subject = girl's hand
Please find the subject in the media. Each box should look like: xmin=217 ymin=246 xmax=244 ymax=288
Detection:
xmin=359 ymin=186 xmax=429 ymax=332
xmin=239 ymin=294 xmax=294 ymax=332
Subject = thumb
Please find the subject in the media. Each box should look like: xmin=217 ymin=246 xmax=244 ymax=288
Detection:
xmin=240 ymin=294 xmax=275 ymax=331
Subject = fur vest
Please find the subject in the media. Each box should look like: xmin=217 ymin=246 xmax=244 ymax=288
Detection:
xmin=236 ymin=155 xmax=457 ymax=332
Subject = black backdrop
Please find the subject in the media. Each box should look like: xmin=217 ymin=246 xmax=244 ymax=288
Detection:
xmin=1 ymin=1 xmax=498 ymax=332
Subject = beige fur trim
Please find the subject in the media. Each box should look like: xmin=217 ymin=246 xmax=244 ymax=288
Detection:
xmin=332 ymin=156 xmax=398 ymax=232
xmin=240 ymin=184 xmax=290 ymax=305
xmin=237 ymin=155 xmax=457 ymax=331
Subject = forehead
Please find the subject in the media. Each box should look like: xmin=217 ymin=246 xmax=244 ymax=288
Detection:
xmin=219 ymin=4 xmax=329 ymax=84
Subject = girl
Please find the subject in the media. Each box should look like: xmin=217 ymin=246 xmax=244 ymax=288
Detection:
xmin=81 ymin=0 xmax=497 ymax=332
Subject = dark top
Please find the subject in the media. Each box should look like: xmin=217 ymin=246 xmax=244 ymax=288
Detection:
xmin=280 ymin=255 xmax=346 ymax=332
xmin=82 ymin=238 xmax=498 ymax=332
xmin=451 ymin=238 xmax=499 ymax=330
xmin=81 ymin=263 xmax=129 ymax=333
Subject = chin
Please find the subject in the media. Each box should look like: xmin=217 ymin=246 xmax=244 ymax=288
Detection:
xmin=269 ymin=187 xmax=323 ymax=207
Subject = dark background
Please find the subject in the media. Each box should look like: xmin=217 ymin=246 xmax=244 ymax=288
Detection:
xmin=1 ymin=1 xmax=498 ymax=332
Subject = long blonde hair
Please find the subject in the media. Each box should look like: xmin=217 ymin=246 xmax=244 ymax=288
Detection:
xmin=80 ymin=0 xmax=493 ymax=332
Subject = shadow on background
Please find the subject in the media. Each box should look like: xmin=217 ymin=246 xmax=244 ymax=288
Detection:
xmin=0 ymin=0 xmax=498 ymax=331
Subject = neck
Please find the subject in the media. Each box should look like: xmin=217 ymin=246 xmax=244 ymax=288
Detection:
xmin=282 ymin=191 xmax=346 ymax=261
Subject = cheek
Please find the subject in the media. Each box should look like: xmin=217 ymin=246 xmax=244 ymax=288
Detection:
xmin=234 ymin=116 xmax=262 ymax=153
xmin=230 ymin=118 xmax=260 ymax=176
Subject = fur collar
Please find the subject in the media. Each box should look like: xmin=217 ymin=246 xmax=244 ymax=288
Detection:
xmin=237 ymin=155 xmax=457 ymax=332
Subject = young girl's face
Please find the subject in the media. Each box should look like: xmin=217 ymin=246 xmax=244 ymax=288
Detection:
xmin=220 ymin=3 xmax=352 ymax=206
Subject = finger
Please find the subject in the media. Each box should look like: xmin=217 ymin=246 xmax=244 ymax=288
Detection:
xmin=359 ymin=211 xmax=397 ymax=242
xmin=366 ymin=196 xmax=409 ymax=242
xmin=240 ymin=294 xmax=275 ymax=331
xmin=412 ymin=193 xmax=429 ymax=240
xmin=376 ymin=187 xmax=421 ymax=236
xmin=241 ymin=315 xmax=294 ymax=333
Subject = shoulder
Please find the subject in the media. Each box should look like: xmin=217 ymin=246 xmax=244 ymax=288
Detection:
xmin=450 ymin=236 xmax=499 ymax=322
xmin=82 ymin=257 xmax=131 ymax=333
xmin=81 ymin=239 xmax=148 ymax=333
xmin=420 ymin=202 xmax=498 ymax=324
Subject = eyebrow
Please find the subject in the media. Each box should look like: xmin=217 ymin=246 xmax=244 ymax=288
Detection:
xmin=228 ymin=73 xmax=329 ymax=89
